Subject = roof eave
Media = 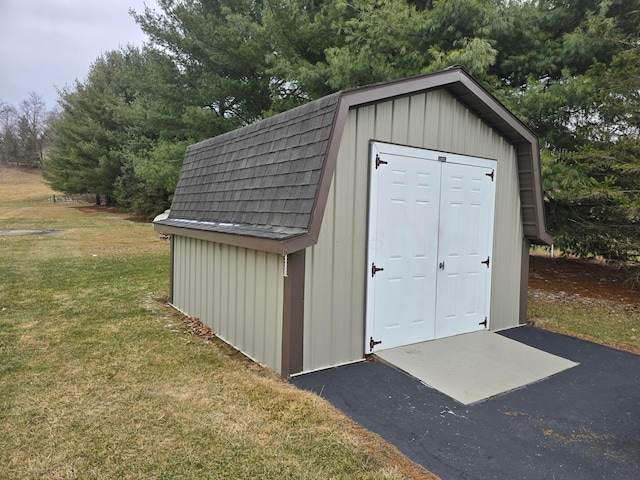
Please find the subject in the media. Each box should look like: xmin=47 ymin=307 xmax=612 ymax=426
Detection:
xmin=153 ymin=222 xmax=316 ymax=255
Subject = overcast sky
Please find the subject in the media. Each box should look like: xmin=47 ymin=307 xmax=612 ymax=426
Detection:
xmin=0 ymin=0 xmax=156 ymax=110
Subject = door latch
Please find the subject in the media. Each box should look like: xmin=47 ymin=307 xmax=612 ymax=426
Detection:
xmin=439 ymin=261 xmax=445 ymax=270
xmin=371 ymin=263 xmax=384 ymax=277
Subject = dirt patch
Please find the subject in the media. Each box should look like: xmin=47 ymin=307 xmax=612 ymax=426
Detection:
xmin=529 ymin=254 xmax=639 ymax=306
xmin=0 ymin=229 xmax=61 ymax=236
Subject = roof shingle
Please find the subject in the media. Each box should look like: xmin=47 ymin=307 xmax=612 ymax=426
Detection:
xmin=162 ymin=92 xmax=342 ymax=239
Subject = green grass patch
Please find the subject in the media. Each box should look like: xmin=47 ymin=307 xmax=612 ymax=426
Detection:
xmin=528 ymin=292 xmax=640 ymax=354
xmin=0 ymin=168 xmax=433 ymax=479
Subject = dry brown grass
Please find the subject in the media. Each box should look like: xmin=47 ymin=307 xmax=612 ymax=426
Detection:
xmin=0 ymin=166 xmax=167 ymax=258
xmin=0 ymin=166 xmax=56 ymax=203
xmin=0 ymin=166 xmax=437 ymax=480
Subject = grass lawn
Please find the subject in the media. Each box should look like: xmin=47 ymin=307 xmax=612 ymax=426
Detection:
xmin=2 ymin=167 xmax=637 ymax=479
xmin=0 ymin=167 xmax=435 ymax=480
xmin=528 ymin=292 xmax=640 ymax=355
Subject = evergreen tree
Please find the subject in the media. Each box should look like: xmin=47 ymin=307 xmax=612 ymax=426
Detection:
xmin=44 ymin=0 xmax=640 ymax=260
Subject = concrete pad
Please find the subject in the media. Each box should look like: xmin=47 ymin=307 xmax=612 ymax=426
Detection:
xmin=375 ymin=330 xmax=578 ymax=404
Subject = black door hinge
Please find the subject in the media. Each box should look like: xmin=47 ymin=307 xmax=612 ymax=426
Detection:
xmin=371 ymin=263 xmax=384 ymax=277
xmin=375 ymin=154 xmax=388 ymax=169
xmin=369 ymin=336 xmax=382 ymax=352
xmin=481 ymin=256 xmax=490 ymax=268
xmin=486 ymin=170 xmax=494 ymax=181
xmin=479 ymin=317 xmax=488 ymax=327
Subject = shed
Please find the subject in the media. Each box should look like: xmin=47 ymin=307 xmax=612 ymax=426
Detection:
xmin=154 ymin=67 xmax=552 ymax=379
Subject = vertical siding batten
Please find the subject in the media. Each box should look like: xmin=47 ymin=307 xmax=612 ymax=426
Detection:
xmin=213 ymin=242 xmax=222 ymax=334
xmin=205 ymin=240 xmax=214 ymax=331
xmin=392 ymin=96 xmax=410 ymax=145
xmin=253 ymin=251 xmax=267 ymax=365
xmin=245 ymin=248 xmax=256 ymax=357
xmin=408 ymin=94 xmax=427 ymax=146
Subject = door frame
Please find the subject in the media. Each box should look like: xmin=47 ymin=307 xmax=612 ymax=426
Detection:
xmin=365 ymin=141 xmax=497 ymax=354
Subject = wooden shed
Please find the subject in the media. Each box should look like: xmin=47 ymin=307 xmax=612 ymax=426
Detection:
xmin=154 ymin=67 xmax=552 ymax=379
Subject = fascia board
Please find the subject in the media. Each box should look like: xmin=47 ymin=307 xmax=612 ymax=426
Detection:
xmin=153 ymin=222 xmax=315 ymax=255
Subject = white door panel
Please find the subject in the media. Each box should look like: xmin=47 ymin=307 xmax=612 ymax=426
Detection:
xmin=367 ymin=146 xmax=440 ymax=351
xmin=367 ymin=143 xmax=495 ymax=353
xmin=436 ymin=162 xmax=494 ymax=338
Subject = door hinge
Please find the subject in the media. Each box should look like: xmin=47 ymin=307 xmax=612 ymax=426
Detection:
xmin=371 ymin=262 xmax=384 ymax=277
xmin=375 ymin=154 xmax=388 ymax=169
xmin=481 ymin=256 xmax=490 ymax=268
xmin=486 ymin=170 xmax=494 ymax=181
xmin=369 ymin=336 xmax=382 ymax=352
xmin=479 ymin=317 xmax=488 ymax=328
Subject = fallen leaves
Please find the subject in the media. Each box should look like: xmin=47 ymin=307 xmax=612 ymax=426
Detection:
xmin=179 ymin=315 xmax=217 ymax=343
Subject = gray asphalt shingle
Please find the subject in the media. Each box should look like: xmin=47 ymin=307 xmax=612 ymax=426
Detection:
xmin=160 ymin=92 xmax=342 ymax=240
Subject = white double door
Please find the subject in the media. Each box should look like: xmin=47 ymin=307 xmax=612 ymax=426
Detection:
xmin=366 ymin=142 xmax=496 ymax=353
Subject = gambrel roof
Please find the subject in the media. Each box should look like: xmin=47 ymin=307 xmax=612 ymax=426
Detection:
xmin=155 ymin=67 xmax=553 ymax=253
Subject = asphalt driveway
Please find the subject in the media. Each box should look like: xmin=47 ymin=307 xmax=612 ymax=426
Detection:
xmin=292 ymin=327 xmax=640 ymax=479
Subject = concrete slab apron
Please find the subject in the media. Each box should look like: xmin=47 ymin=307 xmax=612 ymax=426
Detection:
xmin=375 ymin=331 xmax=578 ymax=405
xmin=292 ymin=327 xmax=640 ymax=480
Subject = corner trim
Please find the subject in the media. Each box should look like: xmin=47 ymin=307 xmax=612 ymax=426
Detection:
xmin=520 ymin=239 xmax=531 ymax=324
xmin=306 ymin=96 xmax=351 ymax=243
xmin=281 ymin=250 xmax=305 ymax=379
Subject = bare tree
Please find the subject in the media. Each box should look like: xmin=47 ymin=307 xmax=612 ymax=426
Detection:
xmin=0 ymin=100 xmax=19 ymax=165
xmin=18 ymin=92 xmax=48 ymax=166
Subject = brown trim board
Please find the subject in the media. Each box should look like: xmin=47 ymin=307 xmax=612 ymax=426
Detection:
xmin=281 ymin=249 xmax=305 ymax=379
xmin=520 ymin=238 xmax=531 ymax=325
xmin=306 ymin=96 xmax=351 ymax=243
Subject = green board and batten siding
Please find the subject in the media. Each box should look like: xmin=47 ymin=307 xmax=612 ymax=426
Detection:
xmin=303 ymin=89 xmax=524 ymax=373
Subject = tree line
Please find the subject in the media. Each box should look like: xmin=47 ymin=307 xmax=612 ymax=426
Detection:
xmin=0 ymin=93 xmax=56 ymax=168
xmin=41 ymin=0 xmax=640 ymax=263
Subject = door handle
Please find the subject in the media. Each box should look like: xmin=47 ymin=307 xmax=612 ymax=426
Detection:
xmin=439 ymin=261 xmax=445 ymax=270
